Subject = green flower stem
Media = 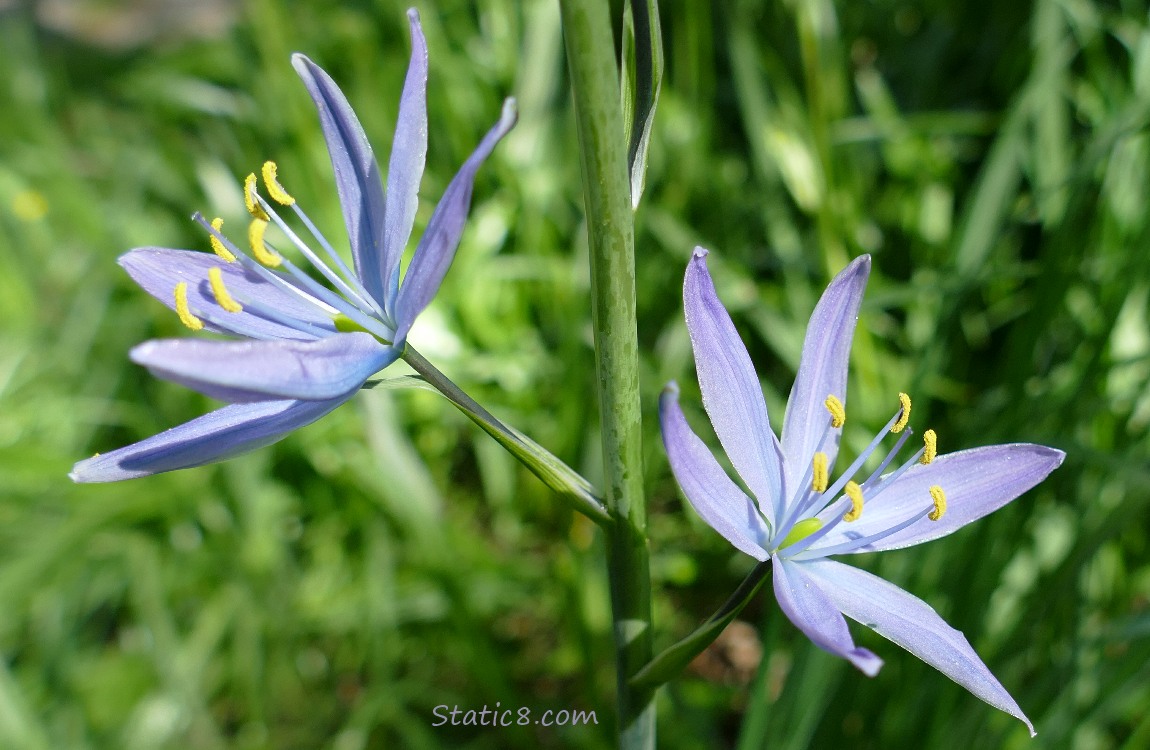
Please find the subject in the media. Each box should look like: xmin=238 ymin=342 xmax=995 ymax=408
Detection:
xmin=401 ymin=346 xmax=610 ymax=525
xmin=558 ymin=0 xmax=655 ymax=747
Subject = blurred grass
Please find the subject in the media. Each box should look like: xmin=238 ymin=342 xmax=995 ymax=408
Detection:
xmin=0 ymin=0 xmax=1147 ymax=748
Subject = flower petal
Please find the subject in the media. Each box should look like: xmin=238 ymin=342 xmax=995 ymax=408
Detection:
xmin=392 ymin=98 xmax=518 ymax=341
xmin=380 ymin=9 xmax=429 ymax=311
xmin=810 ymin=444 xmax=1064 ymax=553
xmin=120 ymin=248 xmax=335 ymax=340
xmin=804 ymin=559 xmax=1035 ymax=736
xmin=69 ymin=396 xmax=348 ymax=482
xmin=131 ymin=333 xmax=399 ymax=402
xmin=771 ymin=557 xmax=883 ymax=676
xmin=292 ymin=54 xmax=388 ymax=303
xmin=780 ymin=255 xmax=870 ymax=489
xmin=683 ymin=248 xmax=784 ymax=519
xmin=660 ymin=383 xmax=770 ymax=560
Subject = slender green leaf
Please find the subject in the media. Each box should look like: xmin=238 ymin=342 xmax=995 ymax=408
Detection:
xmin=621 ymin=0 xmax=663 ymax=209
xmin=630 ymin=561 xmax=771 ymax=693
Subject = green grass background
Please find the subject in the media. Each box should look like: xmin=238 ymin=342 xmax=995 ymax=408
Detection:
xmin=1 ymin=0 xmax=1148 ymax=747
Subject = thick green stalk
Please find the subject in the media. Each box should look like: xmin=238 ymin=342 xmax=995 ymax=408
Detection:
xmin=558 ymin=0 xmax=654 ymax=747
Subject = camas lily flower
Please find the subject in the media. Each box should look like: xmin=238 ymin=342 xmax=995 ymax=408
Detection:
xmin=71 ymin=10 xmax=516 ymax=482
xmin=660 ymin=248 xmax=1063 ymax=735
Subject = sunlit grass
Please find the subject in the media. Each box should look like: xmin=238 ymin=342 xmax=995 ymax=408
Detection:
xmin=0 ymin=0 xmax=1147 ymax=748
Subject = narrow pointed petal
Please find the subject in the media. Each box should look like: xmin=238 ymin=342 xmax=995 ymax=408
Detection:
xmin=380 ymin=9 xmax=429 ymax=309
xmin=683 ymin=248 xmax=784 ymax=518
xmin=771 ymin=557 xmax=883 ymax=676
xmin=805 ymin=559 xmax=1035 ymax=736
xmin=392 ymin=99 xmax=518 ymax=341
xmin=70 ymin=396 xmax=348 ymax=482
xmin=293 ymin=54 xmax=388 ymax=303
xmin=120 ymin=248 xmax=336 ymax=340
xmin=811 ymin=444 xmax=1064 ymax=553
xmin=660 ymin=384 xmax=770 ymax=561
xmin=131 ymin=333 xmax=399 ymax=402
xmin=780 ymin=255 xmax=870 ymax=489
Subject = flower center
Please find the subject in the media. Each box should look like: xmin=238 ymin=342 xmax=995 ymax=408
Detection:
xmin=171 ymin=162 xmax=398 ymax=345
xmin=771 ymin=391 xmax=949 ymax=559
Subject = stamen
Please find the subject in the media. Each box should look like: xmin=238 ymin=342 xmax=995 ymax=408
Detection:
xmin=275 ymin=253 xmax=395 ymax=342
xmin=193 ymin=263 xmax=330 ymax=339
xmin=208 ymin=267 xmax=243 ymax=313
xmin=863 ymin=442 xmax=925 ymax=501
xmin=812 ymin=452 xmax=828 ymax=493
xmin=193 ymin=211 xmax=355 ymax=327
xmin=196 ymin=212 xmax=332 ymax=313
xmin=777 ymin=420 xmax=838 ymax=530
xmin=800 ymin=409 xmax=906 ymax=521
xmin=928 ymin=485 xmax=947 ymax=521
xmin=235 ymin=296 xmax=335 ymax=338
xmin=192 ymin=212 xmax=393 ymax=342
xmin=891 ymin=392 xmax=911 ymax=433
xmin=843 ymin=481 xmax=863 ymax=522
xmin=792 ymin=506 xmax=933 ymax=559
xmin=261 ymin=161 xmax=295 ymax=206
xmin=860 ymin=428 xmax=911 ymax=491
xmin=248 ymin=218 xmax=282 ymax=267
xmin=253 ymin=192 xmax=379 ymax=316
xmin=174 ymin=282 xmax=204 ymax=331
xmin=208 ymin=217 xmax=236 ymax=262
xmin=283 ymin=199 xmax=380 ymax=316
xmin=243 ymin=173 xmax=270 ymax=220
xmin=825 ymin=395 xmax=846 ymax=428
xmin=921 ymin=429 xmax=937 ymax=464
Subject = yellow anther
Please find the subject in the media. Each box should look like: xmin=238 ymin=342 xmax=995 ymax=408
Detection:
xmin=243 ymin=173 xmax=269 ymax=220
xmin=248 ymin=218 xmax=281 ymax=267
xmin=892 ymin=392 xmax=912 ymax=433
xmin=824 ymin=394 xmax=846 ymax=428
xmin=928 ymin=485 xmax=947 ymax=521
xmin=208 ymin=267 xmax=243 ymax=313
xmin=921 ymin=429 xmax=937 ymax=465
xmin=173 ymin=282 xmax=204 ymax=331
xmin=843 ymin=481 xmax=864 ymax=522
xmin=812 ymin=452 xmax=829 ymax=493
xmin=208 ymin=217 xmax=236 ymax=262
xmin=261 ymin=161 xmax=295 ymax=206
xmin=780 ymin=517 xmax=824 ymax=550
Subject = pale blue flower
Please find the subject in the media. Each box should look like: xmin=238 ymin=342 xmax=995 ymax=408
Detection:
xmin=72 ymin=10 xmax=516 ymax=482
xmin=660 ymin=248 xmax=1064 ymax=735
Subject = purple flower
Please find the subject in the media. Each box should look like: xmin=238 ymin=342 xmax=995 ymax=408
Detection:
xmin=72 ymin=10 xmax=516 ymax=482
xmin=660 ymin=248 xmax=1063 ymax=735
